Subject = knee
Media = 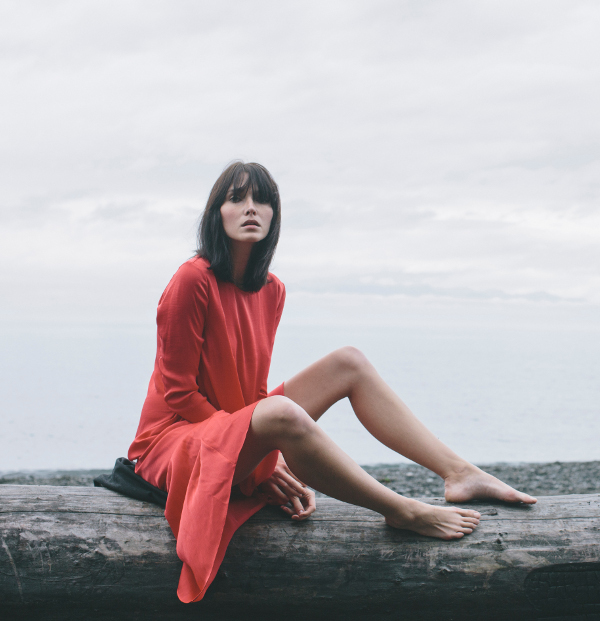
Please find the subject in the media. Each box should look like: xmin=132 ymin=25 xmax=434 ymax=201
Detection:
xmin=333 ymin=346 xmax=371 ymax=379
xmin=255 ymin=395 xmax=314 ymax=442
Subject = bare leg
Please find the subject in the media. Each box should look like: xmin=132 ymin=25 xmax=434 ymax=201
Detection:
xmin=234 ymin=396 xmax=481 ymax=540
xmin=284 ymin=347 xmax=536 ymax=505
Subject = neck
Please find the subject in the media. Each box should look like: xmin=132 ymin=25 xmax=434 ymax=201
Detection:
xmin=230 ymin=240 xmax=253 ymax=287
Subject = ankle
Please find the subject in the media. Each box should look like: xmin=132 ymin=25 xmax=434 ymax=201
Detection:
xmin=384 ymin=495 xmax=420 ymax=523
xmin=442 ymin=460 xmax=477 ymax=482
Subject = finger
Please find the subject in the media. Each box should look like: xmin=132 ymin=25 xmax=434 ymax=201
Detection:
xmin=261 ymin=481 xmax=290 ymax=505
xmin=279 ymin=497 xmax=301 ymax=519
xmin=273 ymin=471 xmax=306 ymax=497
xmin=302 ymin=491 xmax=316 ymax=517
xmin=275 ymin=460 xmax=310 ymax=494
xmin=282 ymin=474 xmax=306 ymax=494
xmin=266 ymin=484 xmax=291 ymax=505
xmin=280 ymin=504 xmax=294 ymax=516
xmin=279 ymin=464 xmax=306 ymax=487
xmin=281 ymin=493 xmax=316 ymax=520
xmin=290 ymin=496 xmax=307 ymax=520
xmin=277 ymin=479 xmax=307 ymax=500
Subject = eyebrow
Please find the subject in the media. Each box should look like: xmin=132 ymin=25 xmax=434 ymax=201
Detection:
xmin=228 ymin=185 xmax=251 ymax=198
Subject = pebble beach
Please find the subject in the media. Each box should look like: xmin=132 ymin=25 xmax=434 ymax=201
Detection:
xmin=2 ymin=461 xmax=599 ymax=499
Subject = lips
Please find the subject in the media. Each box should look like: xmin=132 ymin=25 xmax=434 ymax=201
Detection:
xmin=242 ymin=219 xmax=259 ymax=227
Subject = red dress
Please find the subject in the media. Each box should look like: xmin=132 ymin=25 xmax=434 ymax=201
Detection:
xmin=128 ymin=256 xmax=286 ymax=602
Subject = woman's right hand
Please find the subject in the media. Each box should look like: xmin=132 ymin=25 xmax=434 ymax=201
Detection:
xmin=256 ymin=453 xmax=316 ymax=520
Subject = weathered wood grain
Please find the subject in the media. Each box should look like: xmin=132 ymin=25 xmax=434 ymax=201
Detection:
xmin=1 ymin=485 xmax=599 ymax=620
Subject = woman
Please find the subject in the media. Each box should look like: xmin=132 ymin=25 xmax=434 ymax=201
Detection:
xmin=128 ymin=161 xmax=536 ymax=603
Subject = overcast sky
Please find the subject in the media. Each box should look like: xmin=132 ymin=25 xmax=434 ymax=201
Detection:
xmin=2 ymin=0 xmax=599 ymax=329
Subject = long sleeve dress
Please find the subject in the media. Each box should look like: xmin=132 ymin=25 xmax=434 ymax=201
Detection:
xmin=127 ymin=256 xmax=286 ymax=603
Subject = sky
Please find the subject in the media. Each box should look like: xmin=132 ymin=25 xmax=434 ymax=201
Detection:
xmin=1 ymin=0 xmax=600 ymax=330
xmin=1 ymin=1 xmax=600 ymax=471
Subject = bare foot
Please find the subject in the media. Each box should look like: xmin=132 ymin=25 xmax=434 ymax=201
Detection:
xmin=385 ymin=498 xmax=481 ymax=540
xmin=444 ymin=463 xmax=537 ymax=505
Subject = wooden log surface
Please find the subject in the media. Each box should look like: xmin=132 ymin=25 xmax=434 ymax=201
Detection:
xmin=1 ymin=485 xmax=600 ymax=620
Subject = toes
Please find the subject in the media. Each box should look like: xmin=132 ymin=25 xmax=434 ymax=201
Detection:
xmin=521 ymin=494 xmax=537 ymax=504
xmin=503 ymin=486 xmax=537 ymax=505
xmin=505 ymin=489 xmax=522 ymax=502
xmin=507 ymin=489 xmax=537 ymax=504
xmin=463 ymin=517 xmax=480 ymax=525
xmin=462 ymin=520 xmax=479 ymax=528
xmin=460 ymin=520 xmax=477 ymax=529
xmin=457 ymin=509 xmax=480 ymax=518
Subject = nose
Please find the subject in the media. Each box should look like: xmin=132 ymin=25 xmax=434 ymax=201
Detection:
xmin=244 ymin=199 xmax=257 ymax=215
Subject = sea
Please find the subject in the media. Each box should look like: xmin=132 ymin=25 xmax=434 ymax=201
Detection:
xmin=1 ymin=320 xmax=599 ymax=471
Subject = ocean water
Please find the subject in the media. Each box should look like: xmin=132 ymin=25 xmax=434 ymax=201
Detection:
xmin=0 ymin=321 xmax=599 ymax=471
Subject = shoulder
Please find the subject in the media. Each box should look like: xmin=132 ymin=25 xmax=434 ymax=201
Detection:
xmin=266 ymin=272 xmax=285 ymax=296
xmin=265 ymin=272 xmax=286 ymax=311
xmin=267 ymin=271 xmax=284 ymax=288
xmin=178 ymin=256 xmax=211 ymax=278
xmin=161 ymin=257 xmax=215 ymax=305
xmin=171 ymin=257 xmax=214 ymax=288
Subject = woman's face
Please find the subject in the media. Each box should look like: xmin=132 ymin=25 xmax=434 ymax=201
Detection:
xmin=220 ymin=184 xmax=273 ymax=245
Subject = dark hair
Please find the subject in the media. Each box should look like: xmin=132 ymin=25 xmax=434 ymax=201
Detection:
xmin=197 ymin=161 xmax=281 ymax=292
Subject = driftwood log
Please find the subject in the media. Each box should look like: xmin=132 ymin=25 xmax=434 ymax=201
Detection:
xmin=1 ymin=485 xmax=600 ymax=621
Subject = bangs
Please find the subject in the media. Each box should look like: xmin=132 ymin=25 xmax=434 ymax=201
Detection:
xmin=229 ymin=164 xmax=277 ymax=205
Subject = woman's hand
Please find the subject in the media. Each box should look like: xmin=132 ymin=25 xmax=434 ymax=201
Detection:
xmin=257 ymin=453 xmax=316 ymax=521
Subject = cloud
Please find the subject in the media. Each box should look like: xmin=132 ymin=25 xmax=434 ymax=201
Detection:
xmin=1 ymin=0 xmax=599 ymax=324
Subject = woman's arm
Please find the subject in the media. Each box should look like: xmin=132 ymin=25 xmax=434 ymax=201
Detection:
xmin=259 ymin=281 xmax=287 ymax=399
xmin=157 ymin=262 xmax=218 ymax=423
xmin=257 ymin=283 xmax=317 ymax=518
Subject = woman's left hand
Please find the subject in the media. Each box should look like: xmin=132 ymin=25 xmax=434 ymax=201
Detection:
xmin=257 ymin=453 xmax=316 ymax=521
xmin=279 ymin=487 xmax=316 ymax=521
